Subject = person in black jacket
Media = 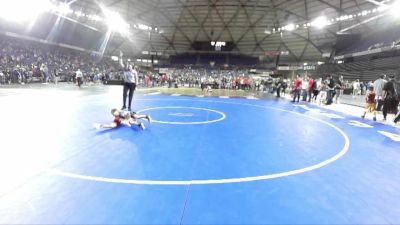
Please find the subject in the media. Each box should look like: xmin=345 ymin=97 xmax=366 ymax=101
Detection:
xmin=393 ymin=78 xmax=400 ymax=123
xmin=275 ymin=77 xmax=283 ymax=98
xmin=326 ymin=75 xmax=335 ymax=105
xmin=382 ymin=75 xmax=399 ymax=121
xmin=394 ymin=109 xmax=400 ymax=124
xmin=334 ymin=76 xmax=344 ymax=104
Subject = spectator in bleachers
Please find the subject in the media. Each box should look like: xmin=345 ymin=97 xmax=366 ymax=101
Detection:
xmin=0 ymin=38 xmax=116 ymax=85
xmin=0 ymin=70 xmax=4 ymax=85
xmin=40 ymin=63 xmax=49 ymax=83
xmin=54 ymin=68 xmax=59 ymax=85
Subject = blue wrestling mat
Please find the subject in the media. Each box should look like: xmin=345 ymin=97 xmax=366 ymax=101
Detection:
xmin=0 ymin=87 xmax=399 ymax=224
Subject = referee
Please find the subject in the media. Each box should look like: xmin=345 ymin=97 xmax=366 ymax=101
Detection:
xmin=122 ymin=65 xmax=139 ymax=111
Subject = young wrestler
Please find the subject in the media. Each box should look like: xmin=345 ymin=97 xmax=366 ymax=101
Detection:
xmin=94 ymin=108 xmax=152 ymax=130
xmin=361 ymin=86 xmax=377 ymax=121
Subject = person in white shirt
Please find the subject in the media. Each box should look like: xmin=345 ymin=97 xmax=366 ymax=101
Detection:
xmin=317 ymin=78 xmax=327 ymax=105
xmin=301 ymin=76 xmax=309 ymax=101
xmin=0 ymin=71 xmax=4 ymax=85
xmin=41 ymin=64 xmax=49 ymax=83
xmin=122 ymin=65 xmax=139 ymax=111
xmin=76 ymin=69 xmax=83 ymax=87
xmin=352 ymin=79 xmax=360 ymax=98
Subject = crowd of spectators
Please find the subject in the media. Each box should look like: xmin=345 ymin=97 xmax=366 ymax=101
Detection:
xmin=0 ymin=37 xmax=397 ymax=119
xmin=0 ymin=37 xmax=116 ymax=85
xmin=133 ymin=68 xmax=280 ymax=92
xmin=132 ymin=67 xmax=379 ymax=104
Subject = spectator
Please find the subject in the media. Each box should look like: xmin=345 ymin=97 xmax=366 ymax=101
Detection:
xmin=40 ymin=63 xmax=49 ymax=83
xmin=275 ymin=78 xmax=283 ymax=98
xmin=326 ymin=75 xmax=335 ymax=105
xmin=373 ymin=74 xmax=387 ymax=111
xmin=292 ymin=74 xmax=302 ymax=103
xmin=308 ymin=76 xmax=315 ymax=102
xmin=352 ymin=79 xmax=360 ymax=98
xmin=301 ymin=76 xmax=308 ymax=101
xmin=76 ymin=69 xmax=83 ymax=87
xmin=361 ymin=86 xmax=377 ymax=121
xmin=334 ymin=76 xmax=344 ymax=104
xmin=382 ymin=75 xmax=399 ymax=121
xmin=0 ymin=70 xmax=4 ymax=85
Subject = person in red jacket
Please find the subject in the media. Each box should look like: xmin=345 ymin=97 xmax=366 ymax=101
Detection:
xmin=292 ymin=74 xmax=302 ymax=103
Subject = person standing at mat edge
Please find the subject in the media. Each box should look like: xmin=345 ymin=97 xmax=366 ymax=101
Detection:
xmin=122 ymin=65 xmax=139 ymax=111
xmin=76 ymin=69 xmax=83 ymax=88
xmin=382 ymin=75 xmax=399 ymax=122
xmin=373 ymin=74 xmax=387 ymax=111
xmin=292 ymin=74 xmax=302 ymax=103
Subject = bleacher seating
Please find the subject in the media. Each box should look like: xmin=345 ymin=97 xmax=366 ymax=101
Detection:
xmin=317 ymin=53 xmax=400 ymax=81
xmin=169 ymin=53 xmax=258 ymax=67
xmin=338 ymin=28 xmax=400 ymax=55
xmin=170 ymin=55 xmax=198 ymax=65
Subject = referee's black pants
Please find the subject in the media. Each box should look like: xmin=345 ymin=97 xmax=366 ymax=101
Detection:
xmin=123 ymin=82 xmax=136 ymax=109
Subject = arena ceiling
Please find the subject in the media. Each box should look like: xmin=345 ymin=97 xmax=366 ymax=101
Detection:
xmin=68 ymin=0 xmax=394 ymax=62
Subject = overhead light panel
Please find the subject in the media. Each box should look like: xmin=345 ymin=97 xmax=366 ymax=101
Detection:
xmin=0 ymin=0 xmax=52 ymax=23
xmin=101 ymin=6 xmax=130 ymax=35
xmin=377 ymin=5 xmax=389 ymax=11
xmin=311 ymin=16 xmax=329 ymax=29
xmin=138 ymin=24 xmax=152 ymax=31
xmin=55 ymin=3 xmax=72 ymax=15
xmin=285 ymin=24 xmax=295 ymax=31
xmin=389 ymin=0 xmax=400 ymax=17
xmin=361 ymin=10 xmax=368 ymax=16
xmin=74 ymin=11 xmax=84 ymax=17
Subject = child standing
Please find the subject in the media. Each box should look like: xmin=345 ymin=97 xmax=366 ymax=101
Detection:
xmin=361 ymin=86 xmax=377 ymax=121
